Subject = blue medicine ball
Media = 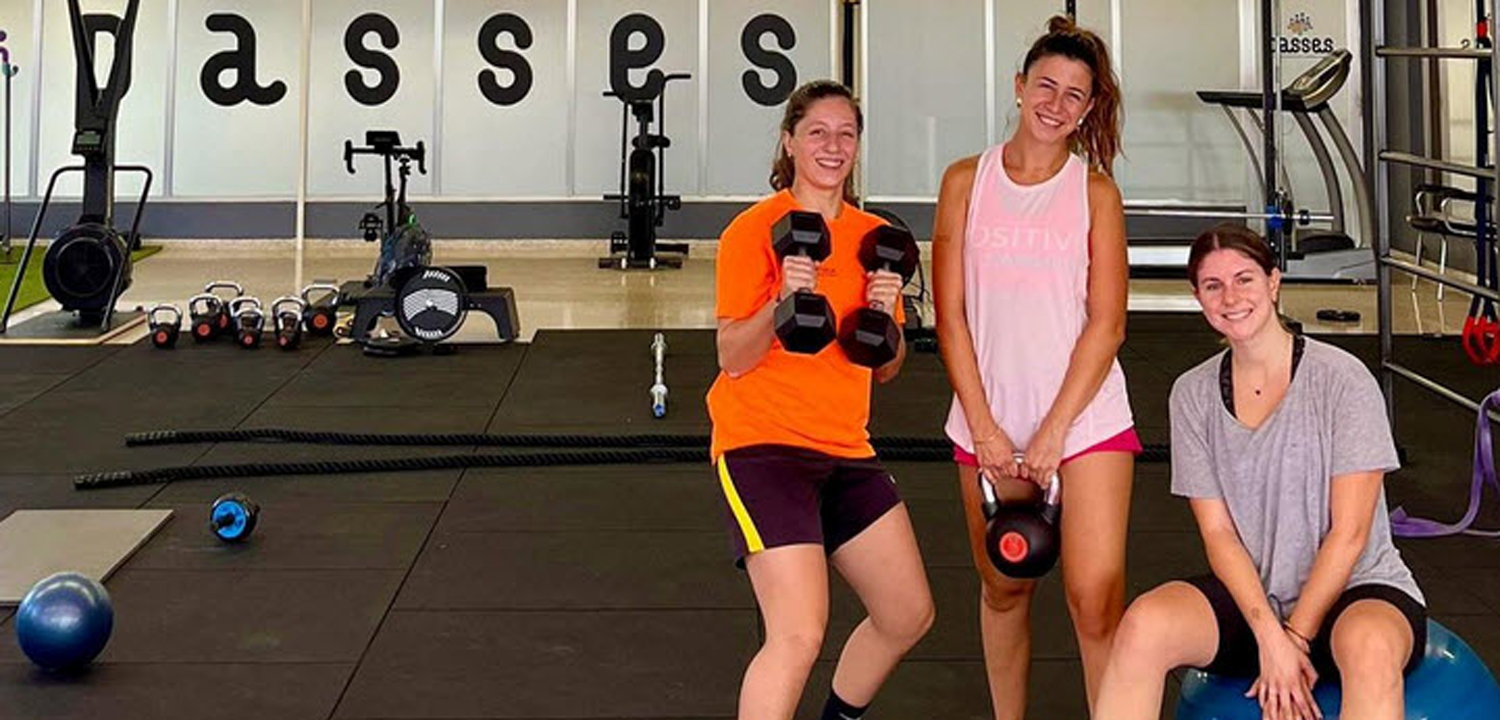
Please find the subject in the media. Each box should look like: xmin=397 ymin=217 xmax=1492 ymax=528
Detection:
xmin=1177 ymin=621 xmax=1500 ymax=720
xmin=15 ymin=572 xmax=114 ymax=671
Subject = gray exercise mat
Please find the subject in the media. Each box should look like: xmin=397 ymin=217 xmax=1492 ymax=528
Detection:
xmin=0 ymin=509 xmax=172 ymax=605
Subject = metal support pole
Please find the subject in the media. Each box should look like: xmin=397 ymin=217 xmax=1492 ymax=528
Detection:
xmin=1262 ymin=0 xmax=1285 ymax=271
xmin=1 ymin=31 xmax=13 ymax=260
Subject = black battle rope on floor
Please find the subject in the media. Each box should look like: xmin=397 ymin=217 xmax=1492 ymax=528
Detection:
xmin=120 ymin=427 xmax=1170 ymax=463
xmin=81 ymin=432 xmax=1168 ymax=489
xmin=123 ymin=428 xmax=949 ymax=450
xmin=124 ymin=429 xmax=716 ymax=448
xmin=74 ymin=446 xmax=960 ymax=489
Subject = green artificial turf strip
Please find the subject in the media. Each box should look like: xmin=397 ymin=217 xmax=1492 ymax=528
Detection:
xmin=0 ymin=244 xmax=162 ymax=312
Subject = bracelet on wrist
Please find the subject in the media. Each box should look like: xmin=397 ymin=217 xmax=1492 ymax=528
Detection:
xmin=1283 ymin=622 xmax=1312 ymax=646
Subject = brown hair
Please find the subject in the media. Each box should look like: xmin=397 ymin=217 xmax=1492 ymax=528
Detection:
xmin=1186 ymin=224 xmax=1279 ymax=288
xmin=769 ymin=80 xmax=863 ymax=204
xmin=1022 ymin=16 xmax=1123 ymax=176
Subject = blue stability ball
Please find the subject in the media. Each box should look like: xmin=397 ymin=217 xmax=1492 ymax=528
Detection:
xmin=1177 ymin=621 xmax=1500 ymax=720
xmin=15 ymin=572 xmax=114 ymax=671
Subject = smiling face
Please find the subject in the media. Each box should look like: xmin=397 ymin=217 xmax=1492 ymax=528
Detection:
xmin=1014 ymin=54 xmax=1095 ymax=145
xmin=1192 ymin=248 xmax=1283 ymax=342
xmin=780 ymin=96 xmax=860 ymax=196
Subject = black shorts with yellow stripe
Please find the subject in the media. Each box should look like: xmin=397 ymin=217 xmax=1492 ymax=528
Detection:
xmin=714 ymin=444 xmax=903 ymax=567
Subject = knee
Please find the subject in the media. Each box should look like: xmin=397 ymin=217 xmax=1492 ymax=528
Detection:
xmin=901 ymin=592 xmax=938 ymax=645
xmin=1334 ymin=625 xmax=1408 ymax=686
xmin=873 ymin=592 xmax=936 ymax=651
xmin=1111 ymin=600 xmax=1176 ymax=670
xmin=1066 ymin=576 xmax=1126 ymax=640
xmin=980 ymin=576 xmax=1036 ymax=614
xmin=765 ymin=625 xmax=826 ymax=668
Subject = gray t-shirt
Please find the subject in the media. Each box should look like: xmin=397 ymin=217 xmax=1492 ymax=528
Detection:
xmin=1169 ymin=337 xmax=1423 ymax=618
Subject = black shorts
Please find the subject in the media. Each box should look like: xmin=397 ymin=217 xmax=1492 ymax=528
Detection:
xmin=714 ymin=444 xmax=903 ymax=567
xmin=1184 ymin=574 xmax=1427 ymax=679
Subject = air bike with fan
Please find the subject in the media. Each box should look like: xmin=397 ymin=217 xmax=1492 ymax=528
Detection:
xmin=337 ymin=130 xmax=519 ymax=356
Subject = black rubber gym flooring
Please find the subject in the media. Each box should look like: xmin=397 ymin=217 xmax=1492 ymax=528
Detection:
xmin=1 ymin=316 xmax=1498 ymax=719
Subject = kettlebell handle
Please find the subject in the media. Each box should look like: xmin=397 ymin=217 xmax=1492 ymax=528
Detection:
xmin=979 ymin=453 xmax=1061 ymax=507
xmin=1012 ymin=452 xmax=1061 ymax=506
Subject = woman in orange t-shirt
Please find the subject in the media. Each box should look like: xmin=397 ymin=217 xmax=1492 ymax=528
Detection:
xmin=706 ymin=80 xmax=934 ymax=720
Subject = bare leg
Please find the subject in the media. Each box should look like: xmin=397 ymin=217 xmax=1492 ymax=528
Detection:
xmin=826 ymin=504 xmax=936 ymax=705
xmin=740 ymin=544 xmax=831 ymax=720
xmin=1330 ymin=600 xmax=1413 ymax=720
xmin=1094 ymin=581 xmax=1220 ymax=720
xmin=957 ymin=463 xmax=1041 ymax=720
xmin=1057 ymin=451 xmax=1134 ymax=709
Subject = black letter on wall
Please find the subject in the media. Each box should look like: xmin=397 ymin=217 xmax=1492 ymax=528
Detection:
xmin=741 ymin=14 xmax=796 ymax=106
xmin=345 ymin=13 xmax=400 ymax=106
xmin=477 ymin=13 xmax=533 ymax=106
xmin=200 ymin=13 xmax=287 ymax=106
xmin=608 ymin=14 xmax=665 ymax=103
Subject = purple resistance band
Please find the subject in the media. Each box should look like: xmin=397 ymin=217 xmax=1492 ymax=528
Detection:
xmin=1390 ymin=388 xmax=1500 ymax=538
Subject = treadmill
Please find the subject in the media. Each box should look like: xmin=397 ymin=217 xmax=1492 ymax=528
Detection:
xmin=1197 ymin=49 xmax=1377 ymax=282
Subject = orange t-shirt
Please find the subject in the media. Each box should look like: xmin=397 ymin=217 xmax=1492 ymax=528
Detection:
xmin=707 ymin=190 xmax=905 ymax=460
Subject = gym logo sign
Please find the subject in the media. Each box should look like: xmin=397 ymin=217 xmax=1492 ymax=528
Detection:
xmin=1277 ymin=12 xmax=1336 ymax=56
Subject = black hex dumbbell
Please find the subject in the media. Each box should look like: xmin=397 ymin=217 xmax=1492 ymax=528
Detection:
xmin=771 ymin=211 xmax=836 ymax=354
xmin=840 ymin=224 xmax=920 ymax=368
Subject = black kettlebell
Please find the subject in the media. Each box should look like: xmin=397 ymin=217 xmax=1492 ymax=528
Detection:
xmin=231 ymin=297 xmax=264 ymax=349
xmin=300 ymin=283 xmax=340 ymax=337
xmin=210 ymin=492 xmax=259 ymax=542
xmin=271 ymin=297 xmax=306 ymax=350
xmin=204 ymin=281 xmax=244 ymax=338
xmin=187 ymin=293 xmax=223 ymax=342
xmin=147 ymin=304 xmax=181 ymax=349
xmin=978 ymin=454 xmax=1061 ymax=579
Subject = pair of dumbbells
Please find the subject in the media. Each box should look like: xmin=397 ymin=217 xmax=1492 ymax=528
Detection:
xmin=773 ymin=210 xmax=919 ymax=367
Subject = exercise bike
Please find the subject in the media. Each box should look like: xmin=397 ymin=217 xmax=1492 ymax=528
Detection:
xmin=344 ymin=131 xmax=432 ymax=289
xmin=339 ymin=130 xmax=519 ymax=355
xmin=599 ymin=73 xmax=692 ymax=270
xmin=1 ymin=0 xmax=152 ymax=338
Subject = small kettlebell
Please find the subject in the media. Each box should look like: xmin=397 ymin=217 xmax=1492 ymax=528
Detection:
xmin=147 ymin=304 xmax=181 ymax=349
xmin=204 ymin=281 xmax=245 ymax=338
xmin=231 ymin=297 xmax=264 ymax=349
xmin=978 ymin=453 xmax=1061 ymax=579
xmin=271 ymin=296 xmax=306 ymax=351
xmin=299 ymin=283 xmax=341 ymax=337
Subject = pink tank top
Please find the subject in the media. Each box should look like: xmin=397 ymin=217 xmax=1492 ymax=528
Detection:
xmin=944 ymin=144 xmax=1134 ymax=456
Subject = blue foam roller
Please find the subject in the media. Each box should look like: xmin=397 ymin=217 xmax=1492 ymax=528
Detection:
xmin=1177 ymin=621 xmax=1500 ymax=720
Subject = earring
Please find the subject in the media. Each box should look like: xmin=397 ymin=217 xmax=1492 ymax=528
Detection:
xmin=1015 ymin=98 xmax=1021 ymax=107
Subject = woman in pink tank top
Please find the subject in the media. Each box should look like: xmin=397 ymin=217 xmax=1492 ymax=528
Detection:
xmin=933 ymin=16 xmax=1139 ymax=718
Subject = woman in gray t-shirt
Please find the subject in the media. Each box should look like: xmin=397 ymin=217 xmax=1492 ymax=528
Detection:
xmin=1095 ymin=225 xmax=1424 ymax=720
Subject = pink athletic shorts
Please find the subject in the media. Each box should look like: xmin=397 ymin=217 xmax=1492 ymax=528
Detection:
xmin=953 ymin=427 xmax=1143 ymax=468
